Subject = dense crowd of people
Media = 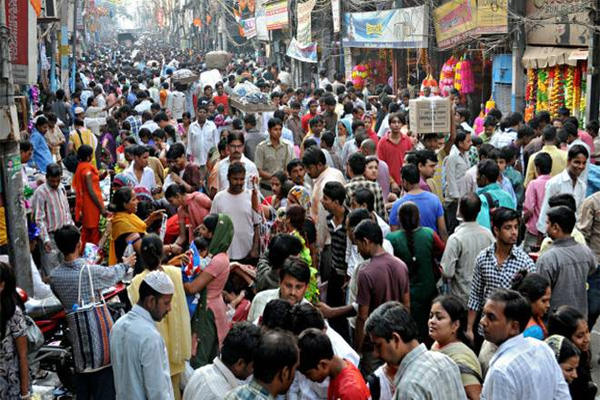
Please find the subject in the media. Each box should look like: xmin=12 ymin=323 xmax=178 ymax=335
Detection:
xmin=1 ymin=40 xmax=600 ymax=400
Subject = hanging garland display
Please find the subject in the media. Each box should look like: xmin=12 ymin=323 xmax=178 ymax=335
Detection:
xmin=525 ymin=69 xmax=537 ymax=122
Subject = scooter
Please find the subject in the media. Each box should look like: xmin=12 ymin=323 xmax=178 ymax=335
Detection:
xmin=19 ymin=283 xmax=129 ymax=391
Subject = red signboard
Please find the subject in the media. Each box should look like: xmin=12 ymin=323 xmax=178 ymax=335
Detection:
xmin=5 ymin=0 xmax=28 ymax=67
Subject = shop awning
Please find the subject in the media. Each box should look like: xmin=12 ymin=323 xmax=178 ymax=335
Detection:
xmin=522 ymin=46 xmax=588 ymax=69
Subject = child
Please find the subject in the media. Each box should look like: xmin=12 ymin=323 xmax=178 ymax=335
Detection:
xmin=489 ymin=148 xmax=518 ymax=205
xmin=500 ymin=145 xmax=524 ymax=206
xmin=181 ymin=236 xmax=211 ymax=316
xmin=223 ymin=280 xmax=252 ymax=326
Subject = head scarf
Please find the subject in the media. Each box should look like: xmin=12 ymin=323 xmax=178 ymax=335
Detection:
xmin=288 ymin=186 xmax=311 ymax=212
xmin=545 ymin=335 xmax=566 ymax=362
xmin=208 ymin=214 xmax=234 ymax=255
xmin=134 ymin=187 xmax=153 ymax=204
xmin=336 ymin=119 xmax=353 ymax=138
xmin=112 ymin=173 xmax=135 ymax=191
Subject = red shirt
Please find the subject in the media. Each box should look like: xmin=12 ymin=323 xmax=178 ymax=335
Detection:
xmin=328 ymin=361 xmax=370 ymax=400
xmin=213 ymin=94 xmax=230 ymax=115
xmin=376 ymin=131 xmax=413 ymax=185
xmin=301 ymin=112 xmax=317 ymax=133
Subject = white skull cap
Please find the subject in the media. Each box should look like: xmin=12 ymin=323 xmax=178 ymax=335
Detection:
xmin=143 ymin=271 xmax=175 ymax=295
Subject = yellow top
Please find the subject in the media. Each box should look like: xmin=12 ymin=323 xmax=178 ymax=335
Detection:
xmin=524 ymin=145 xmax=568 ymax=187
xmin=0 ymin=207 xmax=7 ymax=246
xmin=127 ymin=265 xmax=191 ymax=376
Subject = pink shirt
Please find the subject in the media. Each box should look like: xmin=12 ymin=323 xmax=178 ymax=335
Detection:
xmin=579 ymin=130 xmax=596 ymax=163
xmin=523 ymin=174 xmax=552 ymax=235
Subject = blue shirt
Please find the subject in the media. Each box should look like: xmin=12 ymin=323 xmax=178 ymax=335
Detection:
xmin=389 ymin=191 xmax=444 ymax=233
xmin=30 ymin=128 xmax=54 ymax=173
xmin=110 ymin=305 xmax=174 ymax=400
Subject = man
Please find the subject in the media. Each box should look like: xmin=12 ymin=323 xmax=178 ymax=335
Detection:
xmin=69 ymin=118 xmax=98 ymax=166
xmin=164 ymin=142 xmax=202 ymax=192
xmin=183 ymin=322 xmax=261 ymax=400
xmin=110 ymin=271 xmax=175 ymax=400
xmin=480 ymin=289 xmax=570 ymax=399
xmin=140 ymin=110 xmax=159 ymax=133
xmin=352 ymin=189 xmax=391 ymax=238
xmin=286 ymin=101 xmax=304 ymax=147
xmin=578 ymin=189 xmax=600 ymax=327
xmin=537 ymin=205 xmax=597 ymax=315
xmin=360 ymin=139 xmax=391 ymax=200
xmin=30 ymin=116 xmax=54 ymax=173
xmin=31 ymin=163 xmax=73 ymax=275
xmin=286 ymin=158 xmax=311 ymax=192
xmin=224 ymin=330 xmax=299 ymax=400
xmin=523 ymin=152 xmax=553 ymax=251
xmin=255 ymin=118 xmax=294 ymax=193
xmin=536 ymin=145 xmax=588 ymax=235
xmin=441 ymin=193 xmax=495 ymax=304
xmin=121 ymin=105 xmax=142 ymax=138
xmin=213 ymin=81 xmax=230 ymax=116
xmin=188 ymin=105 xmax=219 ymax=175
xmin=321 ymin=96 xmax=338 ymax=132
xmin=124 ymin=145 xmax=158 ymax=192
xmin=303 ymin=116 xmax=324 ymax=146
xmin=489 ymin=148 xmax=518 ymax=205
xmin=524 ymin=126 xmax=568 ymax=186
xmin=302 ymin=100 xmax=319 ymax=133
xmin=466 ymin=208 xmax=535 ymax=342
xmin=355 ymin=220 xmax=410 ymax=375
xmin=167 ymin=82 xmax=187 ymax=121
xmin=50 ymin=225 xmax=135 ymax=399
xmin=217 ymin=131 xmax=259 ymax=192
xmin=389 ymin=164 xmax=447 ymax=240
xmin=297 ymin=329 xmax=370 ymax=400
xmin=476 ymin=159 xmax=517 ymax=230
xmin=243 ymin=114 xmax=266 ymax=162
xmin=455 ymin=107 xmax=474 ymax=135
xmin=345 ymin=152 xmax=387 ymax=220
xmin=211 ymin=163 xmax=260 ymax=263
xmin=302 ymin=147 xmax=345 ymax=274
xmin=414 ymin=149 xmax=438 ymax=193
xmin=134 ymin=91 xmax=153 ymax=114
xmin=51 ymin=89 xmax=72 ymax=137
xmin=377 ymin=113 xmax=413 ymax=194
xmin=491 ymin=112 xmax=522 ymax=148
xmin=443 ymin=130 xmax=472 ymax=233
xmin=365 ymin=302 xmax=466 ymax=400
xmin=247 ymin=256 xmax=311 ymax=322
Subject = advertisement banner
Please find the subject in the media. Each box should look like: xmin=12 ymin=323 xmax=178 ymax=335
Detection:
xmin=265 ymin=0 xmax=288 ymax=31
xmin=286 ymin=38 xmax=317 ymax=63
xmin=241 ymin=18 xmax=257 ymax=39
xmin=297 ymin=0 xmax=315 ymax=45
xmin=5 ymin=0 xmax=36 ymax=84
xmin=342 ymin=5 xmax=428 ymax=49
xmin=331 ymin=0 xmax=340 ymax=33
xmin=433 ymin=0 xmax=507 ymax=49
xmin=526 ymin=0 xmax=589 ymax=46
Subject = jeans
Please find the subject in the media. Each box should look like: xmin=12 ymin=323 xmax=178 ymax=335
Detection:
xmin=75 ymin=366 xmax=116 ymax=400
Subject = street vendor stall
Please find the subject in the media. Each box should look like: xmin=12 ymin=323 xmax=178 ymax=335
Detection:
xmin=522 ymin=46 xmax=588 ymax=121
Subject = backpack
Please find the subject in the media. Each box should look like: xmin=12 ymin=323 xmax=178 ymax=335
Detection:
xmin=483 ymin=192 xmax=499 ymax=224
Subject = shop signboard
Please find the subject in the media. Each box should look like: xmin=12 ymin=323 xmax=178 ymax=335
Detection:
xmin=241 ymin=18 xmax=257 ymax=39
xmin=342 ymin=5 xmax=428 ymax=49
xmin=4 ymin=0 xmax=37 ymax=84
xmin=433 ymin=0 xmax=507 ymax=49
xmin=526 ymin=0 xmax=590 ymax=47
xmin=297 ymin=0 xmax=315 ymax=45
xmin=286 ymin=38 xmax=317 ymax=63
xmin=265 ymin=0 xmax=288 ymax=31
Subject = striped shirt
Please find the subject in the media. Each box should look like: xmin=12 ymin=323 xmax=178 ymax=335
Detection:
xmin=328 ymin=211 xmax=349 ymax=275
xmin=31 ymin=183 xmax=73 ymax=243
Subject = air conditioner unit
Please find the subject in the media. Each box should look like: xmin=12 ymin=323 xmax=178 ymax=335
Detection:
xmin=41 ymin=0 xmax=58 ymax=20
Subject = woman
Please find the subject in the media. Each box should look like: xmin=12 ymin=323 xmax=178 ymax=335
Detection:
xmin=545 ymin=335 xmax=581 ymax=386
xmin=364 ymin=112 xmax=379 ymax=146
xmin=108 ymin=186 xmax=174 ymax=273
xmin=72 ymin=144 xmax=106 ymax=245
xmin=287 ymin=186 xmax=317 ymax=265
xmin=285 ymin=204 xmax=316 ymax=270
xmin=184 ymin=214 xmax=233 ymax=365
xmin=262 ymin=171 xmax=291 ymax=211
xmin=429 ymin=295 xmax=482 ymax=400
xmin=387 ymin=202 xmax=444 ymax=342
xmin=0 ymin=262 xmax=30 ymax=400
xmin=127 ymin=235 xmax=191 ymax=400
xmin=365 ymin=155 xmax=389 ymax=201
xmin=548 ymin=306 xmax=597 ymax=399
xmin=100 ymin=117 xmax=118 ymax=167
xmin=178 ymin=112 xmax=191 ymax=143
xmin=333 ymin=119 xmax=353 ymax=156
xmin=511 ymin=270 xmax=551 ymax=339
xmin=165 ymin=184 xmax=212 ymax=245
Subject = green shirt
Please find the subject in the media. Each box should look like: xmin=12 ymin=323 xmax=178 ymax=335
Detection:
xmin=477 ymin=183 xmax=517 ymax=229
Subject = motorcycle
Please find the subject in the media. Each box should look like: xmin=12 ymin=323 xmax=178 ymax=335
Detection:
xmin=19 ymin=283 xmax=129 ymax=391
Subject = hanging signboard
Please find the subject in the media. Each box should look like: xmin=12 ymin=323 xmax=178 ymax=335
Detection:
xmin=241 ymin=18 xmax=257 ymax=39
xmin=526 ymin=0 xmax=589 ymax=47
xmin=265 ymin=0 xmax=288 ymax=31
xmin=286 ymin=38 xmax=317 ymax=63
xmin=433 ymin=0 xmax=507 ymax=49
xmin=297 ymin=0 xmax=315 ymax=45
xmin=342 ymin=5 xmax=428 ymax=49
xmin=331 ymin=0 xmax=340 ymax=33
xmin=5 ymin=0 xmax=37 ymax=84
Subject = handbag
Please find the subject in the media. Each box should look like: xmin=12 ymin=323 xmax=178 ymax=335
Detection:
xmin=189 ymin=288 xmax=218 ymax=369
xmin=66 ymin=264 xmax=114 ymax=373
xmin=24 ymin=314 xmax=44 ymax=355
xmin=63 ymin=129 xmax=85 ymax=174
